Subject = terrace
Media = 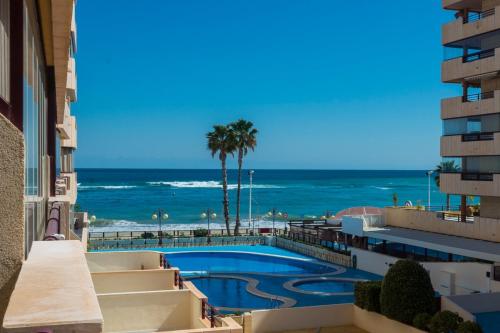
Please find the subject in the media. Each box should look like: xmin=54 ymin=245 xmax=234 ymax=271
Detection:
xmin=442 ymin=6 xmax=500 ymax=45
xmin=3 ymin=241 xmax=242 ymax=333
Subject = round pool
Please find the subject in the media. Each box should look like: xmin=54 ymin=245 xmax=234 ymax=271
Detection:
xmin=166 ymin=251 xmax=343 ymax=276
xmin=283 ymin=277 xmax=367 ymax=296
xmin=189 ymin=277 xmax=281 ymax=311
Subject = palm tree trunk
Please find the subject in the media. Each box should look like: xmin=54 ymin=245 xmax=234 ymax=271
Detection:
xmin=460 ymin=195 xmax=467 ymax=222
xmin=221 ymin=154 xmax=231 ymax=235
xmin=234 ymin=149 xmax=243 ymax=235
xmin=446 ymin=194 xmax=450 ymax=211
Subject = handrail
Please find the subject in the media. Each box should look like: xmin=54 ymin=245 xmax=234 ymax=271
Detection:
xmin=202 ymin=301 xmax=217 ymax=328
xmin=462 ymin=49 xmax=495 ymax=63
xmin=461 ymin=172 xmax=494 ymax=181
xmin=462 ymin=91 xmax=494 ymax=102
xmin=463 ymin=8 xmax=495 ymax=24
xmin=462 ymin=132 xmax=495 ymax=142
xmin=44 ymin=202 xmax=62 ymax=241
xmin=87 ymin=233 xmax=268 ymax=250
xmin=436 ymin=211 xmax=475 ymax=223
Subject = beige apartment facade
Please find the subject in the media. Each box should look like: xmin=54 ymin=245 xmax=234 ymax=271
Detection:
xmin=441 ymin=0 xmax=500 ymax=221
xmin=0 ymin=0 xmax=81 ymax=324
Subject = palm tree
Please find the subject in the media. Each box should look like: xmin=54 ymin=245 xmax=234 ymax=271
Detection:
xmin=434 ymin=160 xmax=460 ymax=210
xmin=230 ymin=120 xmax=258 ymax=235
xmin=207 ymin=125 xmax=236 ymax=235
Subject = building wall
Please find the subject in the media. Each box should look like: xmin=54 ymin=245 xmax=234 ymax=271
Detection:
xmin=480 ymin=196 xmax=500 ymax=218
xmin=91 ymin=270 xmax=176 ymax=294
xmin=98 ymin=290 xmax=195 ymax=332
xmin=0 ymin=113 xmax=24 ymax=323
xmin=483 ymin=0 xmax=500 ymax=11
xmin=385 ymin=207 xmax=500 ymax=242
xmin=246 ymin=304 xmax=425 ymax=333
xmin=85 ymin=251 xmax=162 ymax=272
xmin=351 ymin=248 xmax=494 ymax=296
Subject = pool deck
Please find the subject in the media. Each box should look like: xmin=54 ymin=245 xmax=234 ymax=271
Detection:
xmin=162 ymin=245 xmax=313 ymax=259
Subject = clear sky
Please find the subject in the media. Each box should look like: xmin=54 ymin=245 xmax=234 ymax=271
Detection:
xmin=74 ymin=0 xmax=456 ymax=170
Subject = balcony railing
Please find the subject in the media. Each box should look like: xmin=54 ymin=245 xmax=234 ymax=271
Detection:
xmin=55 ymin=175 xmax=70 ymax=195
xmin=436 ymin=211 xmax=475 ymax=223
xmin=462 ymin=91 xmax=495 ymax=102
xmin=461 ymin=172 xmax=494 ymax=181
xmin=461 ymin=132 xmax=495 ymax=141
xmin=463 ymin=8 xmax=495 ymax=24
xmin=462 ymin=49 xmax=495 ymax=63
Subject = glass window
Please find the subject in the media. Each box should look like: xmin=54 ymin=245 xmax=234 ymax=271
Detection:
xmin=0 ymin=0 xmax=9 ymax=102
xmin=443 ymin=114 xmax=500 ymax=136
xmin=23 ymin=0 xmax=48 ymax=258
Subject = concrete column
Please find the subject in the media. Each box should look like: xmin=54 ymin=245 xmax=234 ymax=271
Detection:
xmin=0 ymin=113 xmax=24 ymax=323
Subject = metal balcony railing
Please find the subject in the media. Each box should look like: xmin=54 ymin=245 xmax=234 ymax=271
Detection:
xmin=461 ymin=172 xmax=494 ymax=181
xmin=462 ymin=132 xmax=495 ymax=141
xmin=462 ymin=49 xmax=495 ymax=63
xmin=462 ymin=91 xmax=495 ymax=102
xmin=463 ymin=8 xmax=495 ymax=24
xmin=436 ymin=211 xmax=475 ymax=223
xmin=201 ymin=300 xmax=217 ymax=328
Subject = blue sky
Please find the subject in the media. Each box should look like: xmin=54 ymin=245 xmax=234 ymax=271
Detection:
xmin=74 ymin=0 xmax=456 ymax=170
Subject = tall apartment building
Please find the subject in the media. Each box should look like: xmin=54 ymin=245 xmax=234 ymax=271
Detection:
xmin=441 ymin=0 xmax=500 ymax=222
xmin=0 ymin=0 xmax=81 ymax=322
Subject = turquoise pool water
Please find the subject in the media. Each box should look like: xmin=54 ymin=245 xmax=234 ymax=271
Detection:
xmin=475 ymin=312 xmax=500 ymax=333
xmin=158 ymin=245 xmax=381 ymax=311
xmin=190 ymin=277 xmax=274 ymax=310
xmin=296 ymin=280 xmax=356 ymax=293
xmin=166 ymin=251 xmax=338 ymax=276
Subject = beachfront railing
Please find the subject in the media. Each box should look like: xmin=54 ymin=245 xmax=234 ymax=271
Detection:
xmin=87 ymin=232 xmax=273 ymax=250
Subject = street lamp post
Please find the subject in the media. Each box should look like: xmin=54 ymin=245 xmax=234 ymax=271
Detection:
xmin=266 ymin=208 xmax=283 ymax=236
xmin=152 ymin=209 xmax=169 ymax=246
xmin=248 ymin=170 xmax=254 ymax=232
xmin=200 ymin=209 xmax=217 ymax=238
xmin=426 ymin=170 xmax=434 ymax=211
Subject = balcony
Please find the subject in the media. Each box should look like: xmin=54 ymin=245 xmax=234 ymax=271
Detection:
xmin=442 ymin=0 xmax=482 ymax=11
xmin=3 ymin=242 xmax=242 ymax=333
xmin=441 ymin=90 xmax=498 ymax=119
xmin=442 ymin=48 xmax=500 ymax=83
xmin=66 ymin=57 xmax=77 ymax=102
xmin=442 ymin=7 xmax=499 ymax=45
xmin=61 ymin=115 xmax=77 ymax=148
xmin=441 ymin=132 xmax=500 ymax=156
xmin=55 ymin=171 xmax=77 ymax=205
xmin=385 ymin=207 xmax=500 ymax=242
xmin=56 ymin=100 xmax=72 ymax=139
xmin=440 ymin=172 xmax=500 ymax=196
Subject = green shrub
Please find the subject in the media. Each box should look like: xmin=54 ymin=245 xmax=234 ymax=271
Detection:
xmin=354 ymin=281 xmax=382 ymax=312
xmin=141 ymin=232 xmax=155 ymax=239
xmin=413 ymin=313 xmax=432 ymax=331
xmin=457 ymin=321 xmax=482 ymax=333
xmin=193 ymin=228 xmax=209 ymax=237
xmin=429 ymin=311 xmax=463 ymax=333
xmin=380 ymin=260 xmax=435 ymax=324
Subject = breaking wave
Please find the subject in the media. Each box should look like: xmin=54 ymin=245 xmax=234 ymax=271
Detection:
xmin=78 ymin=185 xmax=138 ymax=190
xmin=146 ymin=181 xmax=282 ymax=190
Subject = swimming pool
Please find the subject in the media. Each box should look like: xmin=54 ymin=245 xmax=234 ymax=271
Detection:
xmin=159 ymin=245 xmax=381 ymax=312
xmin=166 ymin=251 xmax=342 ymax=276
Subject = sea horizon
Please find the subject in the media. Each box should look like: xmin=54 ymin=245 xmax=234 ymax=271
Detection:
xmin=77 ymin=168 xmax=451 ymax=233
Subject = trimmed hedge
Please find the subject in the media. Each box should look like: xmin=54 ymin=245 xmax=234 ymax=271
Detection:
xmin=380 ymin=260 xmax=435 ymax=324
xmin=457 ymin=321 xmax=483 ymax=333
xmin=354 ymin=281 xmax=382 ymax=313
xmin=413 ymin=313 xmax=432 ymax=331
xmin=429 ymin=311 xmax=463 ymax=333
xmin=193 ymin=228 xmax=209 ymax=237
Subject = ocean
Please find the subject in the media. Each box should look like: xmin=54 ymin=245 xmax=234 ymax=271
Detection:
xmin=77 ymin=169 xmax=448 ymax=232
